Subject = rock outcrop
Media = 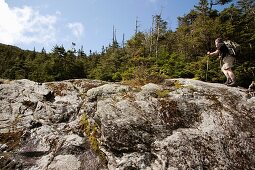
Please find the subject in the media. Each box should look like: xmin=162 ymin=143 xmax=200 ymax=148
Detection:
xmin=0 ymin=78 xmax=254 ymax=170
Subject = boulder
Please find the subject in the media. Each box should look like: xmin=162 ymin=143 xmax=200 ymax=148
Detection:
xmin=86 ymin=78 xmax=255 ymax=170
xmin=0 ymin=78 xmax=254 ymax=170
xmin=0 ymin=79 xmax=105 ymax=170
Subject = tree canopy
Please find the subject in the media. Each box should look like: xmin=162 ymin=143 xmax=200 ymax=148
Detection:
xmin=0 ymin=0 xmax=254 ymax=87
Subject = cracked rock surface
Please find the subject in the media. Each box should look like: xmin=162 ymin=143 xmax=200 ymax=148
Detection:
xmin=0 ymin=78 xmax=254 ymax=170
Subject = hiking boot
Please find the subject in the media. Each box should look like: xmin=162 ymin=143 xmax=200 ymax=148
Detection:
xmin=228 ymin=81 xmax=237 ymax=87
xmin=224 ymin=79 xmax=232 ymax=85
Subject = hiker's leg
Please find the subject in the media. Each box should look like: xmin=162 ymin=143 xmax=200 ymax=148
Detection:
xmin=221 ymin=67 xmax=231 ymax=84
xmin=226 ymin=68 xmax=236 ymax=86
xmin=227 ymin=68 xmax=235 ymax=82
xmin=222 ymin=56 xmax=235 ymax=85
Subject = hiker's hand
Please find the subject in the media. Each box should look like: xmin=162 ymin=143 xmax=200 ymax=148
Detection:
xmin=207 ymin=52 xmax=210 ymax=55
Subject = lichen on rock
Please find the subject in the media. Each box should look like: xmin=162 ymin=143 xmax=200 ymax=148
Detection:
xmin=0 ymin=78 xmax=254 ymax=170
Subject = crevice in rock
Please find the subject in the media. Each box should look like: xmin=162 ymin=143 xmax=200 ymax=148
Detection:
xmin=43 ymin=91 xmax=55 ymax=102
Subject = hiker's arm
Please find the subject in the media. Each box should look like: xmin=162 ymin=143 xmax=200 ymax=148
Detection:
xmin=207 ymin=50 xmax=219 ymax=56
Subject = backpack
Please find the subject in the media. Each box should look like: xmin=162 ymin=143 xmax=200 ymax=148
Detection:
xmin=223 ymin=40 xmax=241 ymax=56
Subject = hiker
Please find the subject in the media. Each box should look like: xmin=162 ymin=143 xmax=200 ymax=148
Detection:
xmin=248 ymin=81 xmax=255 ymax=97
xmin=207 ymin=38 xmax=236 ymax=86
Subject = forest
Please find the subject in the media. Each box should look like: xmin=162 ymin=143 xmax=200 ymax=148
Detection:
xmin=0 ymin=0 xmax=254 ymax=87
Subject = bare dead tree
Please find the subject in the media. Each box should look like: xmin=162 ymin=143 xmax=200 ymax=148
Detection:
xmin=149 ymin=16 xmax=154 ymax=56
xmin=112 ymin=25 xmax=115 ymax=44
xmin=122 ymin=33 xmax=125 ymax=48
xmin=135 ymin=17 xmax=140 ymax=34
xmin=112 ymin=25 xmax=117 ymax=48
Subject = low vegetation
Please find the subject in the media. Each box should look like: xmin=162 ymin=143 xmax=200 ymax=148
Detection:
xmin=80 ymin=114 xmax=107 ymax=164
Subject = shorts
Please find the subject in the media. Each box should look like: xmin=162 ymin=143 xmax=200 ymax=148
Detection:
xmin=222 ymin=55 xmax=235 ymax=70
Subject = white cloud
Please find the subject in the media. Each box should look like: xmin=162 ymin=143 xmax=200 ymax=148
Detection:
xmin=55 ymin=10 xmax=61 ymax=15
xmin=67 ymin=22 xmax=84 ymax=38
xmin=0 ymin=0 xmax=57 ymax=45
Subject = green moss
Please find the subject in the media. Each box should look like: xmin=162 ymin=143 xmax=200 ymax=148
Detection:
xmin=80 ymin=114 xmax=107 ymax=164
xmin=156 ymin=90 xmax=170 ymax=98
xmin=174 ymin=80 xmax=183 ymax=89
xmin=80 ymin=114 xmax=91 ymax=135
xmin=88 ymin=125 xmax=100 ymax=152
xmin=192 ymin=77 xmax=200 ymax=80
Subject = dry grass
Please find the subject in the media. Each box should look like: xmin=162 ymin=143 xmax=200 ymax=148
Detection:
xmin=0 ymin=79 xmax=11 ymax=84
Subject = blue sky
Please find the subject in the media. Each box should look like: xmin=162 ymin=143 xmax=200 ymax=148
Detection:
xmin=1 ymin=0 xmax=234 ymax=54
